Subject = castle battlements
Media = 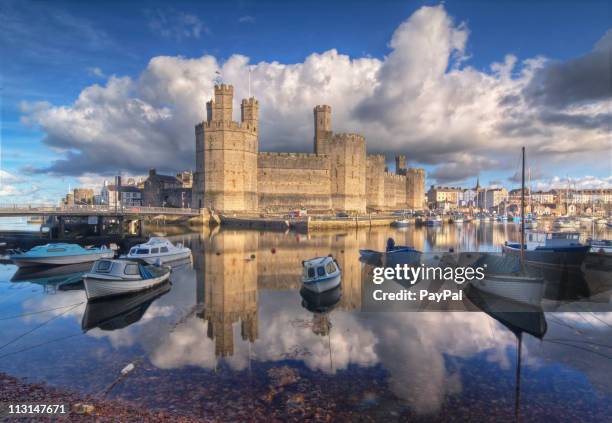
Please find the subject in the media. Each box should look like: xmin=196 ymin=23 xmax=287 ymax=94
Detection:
xmin=384 ymin=172 xmax=406 ymax=181
xmin=200 ymin=120 xmax=258 ymax=133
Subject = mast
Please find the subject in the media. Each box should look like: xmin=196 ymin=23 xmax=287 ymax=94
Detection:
xmin=520 ymin=147 xmax=525 ymax=266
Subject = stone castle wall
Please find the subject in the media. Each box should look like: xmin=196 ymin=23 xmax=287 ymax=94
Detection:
xmin=366 ymin=155 xmax=386 ymax=211
xmin=257 ymin=152 xmax=332 ymax=212
xmin=384 ymin=172 xmax=407 ymax=209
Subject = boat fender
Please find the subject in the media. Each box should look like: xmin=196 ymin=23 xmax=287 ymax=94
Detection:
xmin=155 ymin=258 xmax=162 ymax=267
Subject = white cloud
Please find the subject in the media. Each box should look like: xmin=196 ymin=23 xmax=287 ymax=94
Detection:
xmin=20 ymin=5 xmax=611 ymax=184
xmin=238 ymin=15 xmax=255 ymax=24
xmin=87 ymin=66 xmax=106 ymax=78
xmin=533 ymin=175 xmax=612 ymax=191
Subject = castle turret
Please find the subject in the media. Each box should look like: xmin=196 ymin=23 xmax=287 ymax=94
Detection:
xmin=395 ymin=155 xmax=406 ymax=175
xmin=313 ymin=105 xmax=332 ymax=154
xmin=241 ymin=98 xmax=259 ymax=130
xmin=207 ymin=84 xmax=234 ymax=122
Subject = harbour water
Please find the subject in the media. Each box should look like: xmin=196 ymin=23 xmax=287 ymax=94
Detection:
xmin=0 ymin=222 xmax=611 ymax=421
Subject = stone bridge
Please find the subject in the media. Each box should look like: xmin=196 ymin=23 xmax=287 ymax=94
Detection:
xmin=0 ymin=204 xmax=201 ymax=217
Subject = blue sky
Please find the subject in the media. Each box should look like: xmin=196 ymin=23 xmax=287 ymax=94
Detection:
xmin=1 ymin=0 xmax=611 ymax=202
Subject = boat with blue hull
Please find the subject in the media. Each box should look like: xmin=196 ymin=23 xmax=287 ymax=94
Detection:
xmin=302 ymin=256 xmax=341 ymax=293
xmin=359 ymin=238 xmax=422 ymax=267
xmin=10 ymin=243 xmax=114 ymax=268
xmin=502 ymin=232 xmax=590 ymax=269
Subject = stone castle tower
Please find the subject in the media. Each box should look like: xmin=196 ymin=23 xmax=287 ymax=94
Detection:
xmin=313 ymin=105 xmax=332 ymax=154
xmin=193 ymin=84 xmax=259 ymax=211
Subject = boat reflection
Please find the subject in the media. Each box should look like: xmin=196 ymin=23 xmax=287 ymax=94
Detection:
xmin=10 ymin=262 xmax=91 ymax=291
xmin=81 ymin=282 xmax=172 ymax=332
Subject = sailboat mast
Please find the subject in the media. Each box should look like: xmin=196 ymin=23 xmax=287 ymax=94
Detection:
xmin=520 ymin=147 xmax=526 ymax=264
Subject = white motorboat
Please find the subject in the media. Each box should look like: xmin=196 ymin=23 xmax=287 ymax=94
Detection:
xmin=10 ymin=243 xmax=114 ymax=268
xmin=125 ymin=237 xmax=191 ymax=264
xmin=83 ymin=258 xmax=171 ymax=300
xmin=302 ymin=255 xmax=341 ymax=293
xmin=469 ymin=274 xmax=545 ymax=308
xmin=391 ymin=218 xmax=411 ymax=228
xmin=589 ymin=239 xmax=612 ymax=254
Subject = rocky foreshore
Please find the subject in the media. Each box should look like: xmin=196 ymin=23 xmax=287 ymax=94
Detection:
xmin=0 ymin=373 xmax=207 ymax=422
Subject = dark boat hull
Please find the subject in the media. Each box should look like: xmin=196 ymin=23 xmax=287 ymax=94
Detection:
xmin=502 ymin=244 xmax=589 ymax=269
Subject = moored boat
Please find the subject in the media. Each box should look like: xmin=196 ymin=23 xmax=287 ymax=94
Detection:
xmin=468 ymin=274 xmax=545 ymax=308
xmin=502 ymin=231 xmax=590 ymax=269
xmin=589 ymin=239 xmax=612 ymax=254
xmin=10 ymin=243 xmax=114 ymax=268
xmin=84 ymin=258 xmax=171 ymax=300
xmin=125 ymin=237 xmax=191 ymax=264
xmin=391 ymin=218 xmax=411 ymax=228
xmin=82 ymin=282 xmax=171 ymax=331
xmin=425 ymin=215 xmax=442 ymax=226
xmin=302 ymin=255 xmax=341 ymax=293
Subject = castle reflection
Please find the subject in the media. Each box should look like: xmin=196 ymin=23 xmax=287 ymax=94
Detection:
xmin=190 ymin=222 xmax=594 ymax=358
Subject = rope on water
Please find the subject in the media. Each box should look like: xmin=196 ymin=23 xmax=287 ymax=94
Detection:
xmin=0 ymin=301 xmax=85 ymax=321
xmin=0 ymin=303 xmax=82 ymax=352
xmin=0 ymin=332 xmax=83 ymax=359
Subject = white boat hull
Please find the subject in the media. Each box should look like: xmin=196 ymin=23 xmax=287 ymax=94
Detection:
xmin=84 ymin=271 xmax=170 ymax=300
xmin=12 ymin=251 xmax=114 ymax=268
xmin=126 ymin=249 xmax=191 ymax=264
xmin=469 ymin=275 xmax=544 ymax=308
xmin=302 ymin=274 xmax=341 ymax=294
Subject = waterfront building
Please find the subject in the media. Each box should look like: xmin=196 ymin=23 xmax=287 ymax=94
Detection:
xmin=101 ymin=184 xmax=143 ymax=207
xmin=427 ymin=186 xmax=463 ymax=210
xmin=477 ymin=188 xmax=509 ymax=211
xmin=193 ymin=84 xmax=426 ymax=213
xmin=143 ymin=168 xmax=192 ymax=208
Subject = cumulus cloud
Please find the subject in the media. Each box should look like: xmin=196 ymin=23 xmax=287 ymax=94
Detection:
xmin=20 ymin=5 xmax=612 ymax=183
xmin=533 ymin=175 xmax=612 ymax=191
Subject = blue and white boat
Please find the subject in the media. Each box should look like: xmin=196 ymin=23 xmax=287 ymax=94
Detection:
xmin=10 ymin=243 xmax=114 ymax=268
xmin=502 ymin=232 xmax=590 ymax=268
xmin=302 ymin=255 xmax=341 ymax=293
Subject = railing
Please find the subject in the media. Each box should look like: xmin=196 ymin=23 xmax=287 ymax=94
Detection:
xmin=0 ymin=204 xmax=199 ymax=216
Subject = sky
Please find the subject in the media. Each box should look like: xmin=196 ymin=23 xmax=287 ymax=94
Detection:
xmin=1 ymin=0 xmax=611 ymax=203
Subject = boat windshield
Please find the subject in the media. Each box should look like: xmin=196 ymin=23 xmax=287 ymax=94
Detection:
xmin=47 ymin=248 xmax=66 ymax=252
xmin=326 ymin=262 xmax=336 ymax=274
xmin=95 ymin=260 xmax=113 ymax=272
xmin=136 ymin=249 xmax=149 ymax=255
xmin=317 ymin=267 xmax=326 ymax=277
xmin=306 ymin=267 xmax=315 ymax=279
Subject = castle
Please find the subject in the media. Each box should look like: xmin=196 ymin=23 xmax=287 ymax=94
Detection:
xmin=193 ymin=84 xmax=425 ymax=213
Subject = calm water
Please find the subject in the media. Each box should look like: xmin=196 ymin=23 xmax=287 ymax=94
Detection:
xmin=0 ymin=222 xmax=611 ymax=421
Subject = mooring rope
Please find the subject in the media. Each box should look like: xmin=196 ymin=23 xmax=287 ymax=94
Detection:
xmin=0 ymin=301 xmax=85 ymax=321
xmin=0 ymin=303 xmax=82 ymax=352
